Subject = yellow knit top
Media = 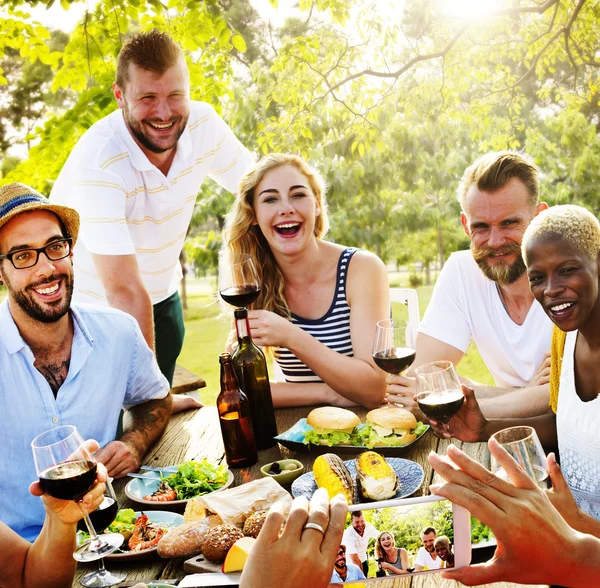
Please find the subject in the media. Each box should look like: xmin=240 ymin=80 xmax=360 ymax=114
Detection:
xmin=550 ymin=325 xmax=567 ymax=414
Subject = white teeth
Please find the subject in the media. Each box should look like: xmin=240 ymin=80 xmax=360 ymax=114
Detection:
xmin=276 ymin=223 xmax=299 ymax=229
xmin=36 ymin=284 xmax=59 ymax=295
xmin=148 ymin=122 xmax=173 ymax=130
xmin=551 ymin=302 xmax=574 ymax=312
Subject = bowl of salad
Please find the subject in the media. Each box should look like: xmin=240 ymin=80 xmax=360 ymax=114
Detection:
xmin=125 ymin=460 xmax=234 ymax=510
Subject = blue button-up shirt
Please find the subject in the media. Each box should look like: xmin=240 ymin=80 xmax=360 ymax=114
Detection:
xmin=0 ymin=300 xmax=169 ymax=541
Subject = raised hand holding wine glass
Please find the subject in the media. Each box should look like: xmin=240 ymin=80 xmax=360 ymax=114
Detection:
xmin=372 ymin=319 xmax=416 ymax=407
xmin=219 ymin=253 xmax=261 ymax=308
xmin=31 ymin=425 xmax=123 ymax=562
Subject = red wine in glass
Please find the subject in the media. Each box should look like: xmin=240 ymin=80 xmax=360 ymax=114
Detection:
xmin=416 ymin=389 xmax=465 ymax=423
xmin=77 ymin=496 xmax=119 ymax=534
xmin=39 ymin=460 xmax=97 ymax=501
xmin=220 ymin=284 xmax=261 ymax=308
xmin=373 ymin=347 xmax=416 ymax=375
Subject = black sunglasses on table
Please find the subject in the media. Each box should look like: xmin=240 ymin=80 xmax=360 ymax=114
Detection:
xmin=0 ymin=238 xmax=72 ymax=269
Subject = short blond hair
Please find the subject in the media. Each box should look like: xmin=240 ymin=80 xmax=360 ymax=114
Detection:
xmin=458 ymin=151 xmax=539 ymax=209
xmin=522 ymin=205 xmax=600 ymax=262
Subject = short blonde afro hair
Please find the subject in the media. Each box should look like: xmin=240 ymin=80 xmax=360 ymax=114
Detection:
xmin=522 ymin=205 xmax=600 ymax=262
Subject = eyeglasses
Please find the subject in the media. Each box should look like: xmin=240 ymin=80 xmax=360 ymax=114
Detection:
xmin=0 ymin=238 xmax=72 ymax=269
xmin=337 ymin=550 xmax=345 ymax=557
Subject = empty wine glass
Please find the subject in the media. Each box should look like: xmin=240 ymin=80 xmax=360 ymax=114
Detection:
xmin=219 ymin=254 xmax=261 ymax=308
xmin=415 ymin=360 xmax=465 ymax=424
xmin=31 ymin=425 xmax=123 ymax=562
xmin=372 ymin=319 xmax=416 ymax=408
xmin=79 ymin=477 xmax=125 ymax=587
xmin=491 ymin=426 xmax=549 ymax=488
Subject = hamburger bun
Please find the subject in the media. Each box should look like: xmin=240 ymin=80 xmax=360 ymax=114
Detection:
xmin=366 ymin=407 xmax=417 ymax=431
xmin=306 ymin=407 xmax=360 ymax=431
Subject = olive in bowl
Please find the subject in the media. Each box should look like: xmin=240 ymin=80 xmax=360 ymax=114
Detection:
xmin=260 ymin=459 xmax=304 ymax=486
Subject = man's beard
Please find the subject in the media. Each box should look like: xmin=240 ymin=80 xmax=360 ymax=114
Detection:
xmin=123 ymin=101 xmax=188 ymax=154
xmin=471 ymin=242 xmax=526 ymax=285
xmin=5 ymin=271 xmax=73 ymax=323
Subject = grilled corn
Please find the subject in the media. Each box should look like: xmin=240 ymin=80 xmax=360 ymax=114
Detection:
xmin=313 ymin=454 xmax=353 ymax=504
xmin=356 ymin=451 xmax=398 ymax=500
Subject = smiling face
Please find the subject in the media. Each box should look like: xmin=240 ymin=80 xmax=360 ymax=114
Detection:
xmin=114 ymin=58 xmax=190 ymax=157
xmin=253 ymin=164 xmax=320 ymax=256
xmin=334 ymin=547 xmax=347 ymax=571
xmin=462 ymin=178 xmax=544 ymax=285
xmin=0 ymin=210 xmax=73 ymax=323
xmin=435 ymin=543 xmax=449 ymax=560
xmin=379 ymin=533 xmax=394 ymax=550
xmin=422 ymin=531 xmax=436 ymax=553
xmin=526 ymin=234 xmax=600 ymax=332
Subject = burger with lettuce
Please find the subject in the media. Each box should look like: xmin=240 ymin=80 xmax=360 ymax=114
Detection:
xmin=359 ymin=407 xmax=427 ymax=448
xmin=303 ymin=407 xmax=361 ymax=446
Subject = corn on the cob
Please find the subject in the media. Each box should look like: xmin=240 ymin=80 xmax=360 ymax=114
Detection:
xmin=356 ymin=451 xmax=398 ymax=500
xmin=313 ymin=454 xmax=353 ymax=504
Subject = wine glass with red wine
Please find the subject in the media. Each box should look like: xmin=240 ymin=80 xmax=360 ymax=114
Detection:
xmin=219 ymin=254 xmax=261 ymax=308
xmin=372 ymin=319 xmax=416 ymax=406
xmin=78 ymin=477 xmax=125 ymax=587
xmin=31 ymin=425 xmax=123 ymax=562
xmin=415 ymin=361 xmax=465 ymax=424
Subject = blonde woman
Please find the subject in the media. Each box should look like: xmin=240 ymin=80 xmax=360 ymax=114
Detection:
xmin=374 ymin=531 xmax=410 ymax=575
xmin=222 ymin=154 xmax=388 ymax=408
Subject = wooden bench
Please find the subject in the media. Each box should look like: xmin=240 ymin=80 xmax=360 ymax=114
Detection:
xmin=171 ymin=364 xmax=206 ymax=395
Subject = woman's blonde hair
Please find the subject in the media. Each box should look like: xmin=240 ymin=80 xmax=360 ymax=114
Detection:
xmin=222 ymin=153 xmax=329 ymax=317
xmin=375 ymin=531 xmax=396 ymax=561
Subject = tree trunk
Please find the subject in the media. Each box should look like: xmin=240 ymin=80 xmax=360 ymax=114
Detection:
xmin=425 ymin=262 xmax=431 ymax=285
xmin=437 ymin=218 xmax=445 ymax=268
xmin=179 ymin=250 xmax=188 ymax=310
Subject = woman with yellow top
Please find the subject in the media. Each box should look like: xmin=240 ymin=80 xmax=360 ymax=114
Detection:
xmin=430 ymin=204 xmax=600 ymax=536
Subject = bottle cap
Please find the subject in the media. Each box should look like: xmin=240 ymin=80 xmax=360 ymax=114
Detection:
xmin=219 ymin=352 xmax=231 ymax=363
xmin=234 ymin=307 xmax=248 ymax=320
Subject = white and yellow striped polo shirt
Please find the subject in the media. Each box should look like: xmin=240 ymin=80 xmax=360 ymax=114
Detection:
xmin=50 ymin=102 xmax=253 ymax=306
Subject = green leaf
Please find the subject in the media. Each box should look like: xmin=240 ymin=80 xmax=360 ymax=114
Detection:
xmin=232 ymin=34 xmax=246 ymax=53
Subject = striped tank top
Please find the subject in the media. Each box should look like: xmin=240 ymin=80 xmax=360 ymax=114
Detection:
xmin=275 ymin=247 xmax=357 ymax=383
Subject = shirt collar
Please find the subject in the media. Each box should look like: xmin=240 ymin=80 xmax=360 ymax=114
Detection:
xmin=113 ymin=108 xmax=193 ymax=171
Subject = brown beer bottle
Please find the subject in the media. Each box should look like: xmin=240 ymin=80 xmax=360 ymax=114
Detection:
xmin=231 ymin=307 xmax=278 ymax=450
xmin=217 ymin=353 xmax=258 ymax=468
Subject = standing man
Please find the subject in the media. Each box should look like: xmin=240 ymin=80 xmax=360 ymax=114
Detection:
xmin=51 ymin=30 xmax=253 ymax=403
xmin=330 ymin=544 xmax=366 ymax=583
xmin=414 ymin=526 xmax=442 ymax=571
xmin=0 ymin=183 xmax=172 ymax=541
xmin=387 ymin=151 xmax=553 ymax=418
xmin=341 ymin=510 xmax=379 ymax=577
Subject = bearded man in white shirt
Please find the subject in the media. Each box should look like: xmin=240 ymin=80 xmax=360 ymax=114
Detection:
xmin=341 ymin=510 xmax=379 ymax=577
xmin=387 ymin=151 xmax=553 ymax=418
xmin=51 ymin=30 xmax=253 ymax=412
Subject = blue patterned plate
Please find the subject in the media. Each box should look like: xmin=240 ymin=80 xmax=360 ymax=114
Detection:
xmin=291 ymin=457 xmax=424 ymax=503
xmin=275 ymin=419 xmax=429 ymax=457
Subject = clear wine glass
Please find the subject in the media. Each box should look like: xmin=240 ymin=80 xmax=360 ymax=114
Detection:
xmin=372 ymin=319 xmax=416 ymax=408
xmin=31 ymin=425 xmax=123 ymax=562
xmin=491 ymin=426 xmax=549 ymax=488
xmin=415 ymin=360 xmax=465 ymax=424
xmin=79 ymin=477 xmax=125 ymax=587
xmin=219 ymin=253 xmax=261 ymax=308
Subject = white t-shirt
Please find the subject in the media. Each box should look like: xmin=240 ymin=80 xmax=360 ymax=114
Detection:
xmin=418 ymin=250 xmax=553 ymax=388
xmin=51 ymin=102 xmax=253 ymax=305
xmin=557 ymin=330 xmax=600 ymax=520
xmin=342 ymin=522 xmax=379 ymax=562
xmin=415 ymin=546 xmax=443 ymax=570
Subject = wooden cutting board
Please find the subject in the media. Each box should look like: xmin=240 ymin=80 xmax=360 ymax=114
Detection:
xmin=183 ymin=553 xmax=225 ymax=574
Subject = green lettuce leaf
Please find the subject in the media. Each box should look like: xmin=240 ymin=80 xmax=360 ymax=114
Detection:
xmin=359 ymin=422 xmax=427 ymax=449
xmin=303 ymin=429 xmax=361 ymax=446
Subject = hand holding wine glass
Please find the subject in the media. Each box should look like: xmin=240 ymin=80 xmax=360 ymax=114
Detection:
xmin=219 ymin=254 xmax=261 ymax=308
xmin=31 ymin=425 xmax=123 ymax=562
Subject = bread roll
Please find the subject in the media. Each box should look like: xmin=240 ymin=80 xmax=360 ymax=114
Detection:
xmin=157 ymin=514 xmax=221 ymax=559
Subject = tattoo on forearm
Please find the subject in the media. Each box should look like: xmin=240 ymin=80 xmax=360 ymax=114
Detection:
xmin=38 ymin=360 xmax=70 ymax=395
xmin=122 ymin=395 xmax=172 ymax=446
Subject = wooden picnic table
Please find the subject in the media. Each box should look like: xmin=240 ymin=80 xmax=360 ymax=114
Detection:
xmin=72 ymin=406 xmax=534 ymax=588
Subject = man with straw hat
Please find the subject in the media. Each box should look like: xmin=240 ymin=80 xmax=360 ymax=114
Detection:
xmin=0 ymin=183 xmax=172 ymax=542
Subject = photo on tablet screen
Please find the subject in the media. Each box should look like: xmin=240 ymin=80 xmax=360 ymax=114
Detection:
xmin=330 ymin=499 xmax=460 ymax=583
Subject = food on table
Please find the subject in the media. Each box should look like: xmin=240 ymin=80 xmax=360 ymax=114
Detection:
xmin=303 ymin=407 xmax=361 ymax=446
xmin=128 ymin=513 xmax=166 ymax=552
xmin=222 ymin=537 xmax=256 ymax=573
xmin=284 ymin=463 xmax=299 ymax=471
xmin=154 ymin=460 xmax=229 ymax=501
xmin=267 ymin=462 xmax=281 ymax=475
xmin=157 ymin=515 xmax=222 ymax=559
xmin=359 ymin=407 xmax=427 ymax=448
xmin=242 ymin=510 xmax=267 ymax=538
xmin=355 ymin=451 xmax=398 ymax=500
xmin=143 ymin=480 xmax=177 ymax=502
xmin=313 ymin=454 xmax=354 ymax=504
xmin=201 ymin=524 xmax=245 ymax=563
xmin=186 ymin=477 xmax=292 ymax=529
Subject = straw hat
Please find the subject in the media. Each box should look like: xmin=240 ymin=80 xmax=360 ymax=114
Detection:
xmin=0 ymin=183 xmax=80 ymax=245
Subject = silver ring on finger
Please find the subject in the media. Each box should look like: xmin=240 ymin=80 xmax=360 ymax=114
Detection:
xmin=303 ymin=522 xmax=326 ymax=534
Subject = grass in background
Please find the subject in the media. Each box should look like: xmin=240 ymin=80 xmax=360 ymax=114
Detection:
xmin=180 ymin=277 xmax=494 ymax=406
